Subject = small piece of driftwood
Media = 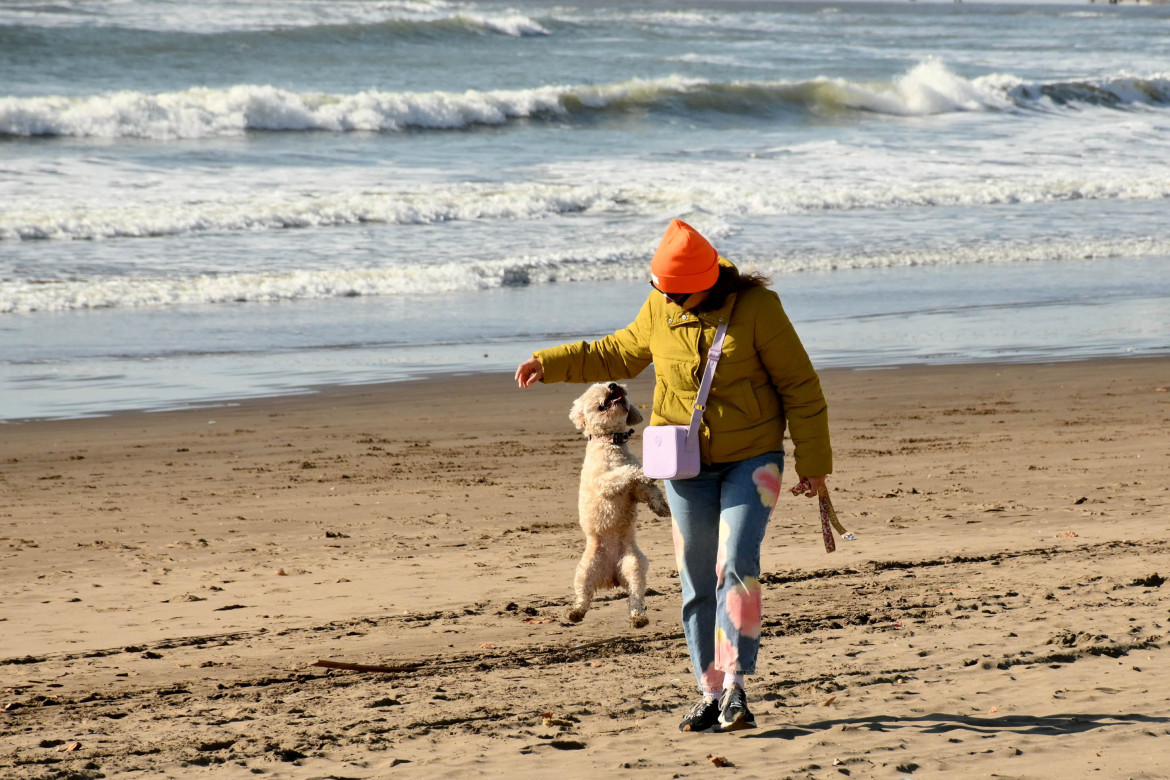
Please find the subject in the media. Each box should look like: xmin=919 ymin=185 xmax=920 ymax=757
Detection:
xmin=312 ymin=659 xmax=418 ymax=673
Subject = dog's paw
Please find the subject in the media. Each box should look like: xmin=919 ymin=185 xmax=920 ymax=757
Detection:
xmin=649 ymin=498 xmax=671 ymax=518
xmin=566 ymin=607 xmax=586 ymax=623
xmin=630 ymin=613 xmax=649 ymax=629
xmin=646 ymin=492 xmax=671 ymax=517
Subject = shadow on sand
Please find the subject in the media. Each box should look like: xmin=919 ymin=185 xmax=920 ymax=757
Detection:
xmin=742 ymin=711 xmax=1170 ymax=740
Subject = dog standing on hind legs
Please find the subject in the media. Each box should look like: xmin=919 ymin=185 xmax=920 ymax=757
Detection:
xmin=566 ymin=382 xmax=671 ymax=628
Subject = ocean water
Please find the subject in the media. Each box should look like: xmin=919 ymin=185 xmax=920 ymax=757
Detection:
xmin=2 ymin=0 xmax=1169 ymax=420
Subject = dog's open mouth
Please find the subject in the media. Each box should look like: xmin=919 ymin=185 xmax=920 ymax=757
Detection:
xmin=598 ymin=383 xmax=626 ymax=412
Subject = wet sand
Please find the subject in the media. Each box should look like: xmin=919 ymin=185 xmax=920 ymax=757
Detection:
xmin=2 ymin=358 xmax=1169 ymax=779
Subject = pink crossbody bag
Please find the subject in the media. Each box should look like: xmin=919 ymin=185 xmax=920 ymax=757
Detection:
xmin=642 ymin=322 xmax=728 ymax=480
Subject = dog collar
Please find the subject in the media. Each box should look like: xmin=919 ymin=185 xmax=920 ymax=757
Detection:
xmin=589 ymin=429 xmax=634 ymax=445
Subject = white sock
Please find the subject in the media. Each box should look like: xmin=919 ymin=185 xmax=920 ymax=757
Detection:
xmin=723 ymin=672 xmax=745 ymax=691
xmin=701 ymin=688 xmax=720 ymax=700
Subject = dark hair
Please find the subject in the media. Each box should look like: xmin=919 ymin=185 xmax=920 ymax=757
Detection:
xmin=693 ymin=266 xmax=771 ymax=312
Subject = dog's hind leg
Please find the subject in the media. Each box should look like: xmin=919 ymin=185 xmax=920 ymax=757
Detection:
xmin=566 ymin=542 xmax=599 ymax=623
xmin=620 ymin=545 xmax=650 ymax=628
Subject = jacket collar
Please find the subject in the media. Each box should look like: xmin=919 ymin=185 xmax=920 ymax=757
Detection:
xmin=695 ymin=290 xmax=736 ymax=327
xmin=660 ymin=257 xmax=738 ymax=328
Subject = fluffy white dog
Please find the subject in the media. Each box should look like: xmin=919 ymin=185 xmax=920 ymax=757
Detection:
xmin=566 ymin=382 xmax=671 ymax=628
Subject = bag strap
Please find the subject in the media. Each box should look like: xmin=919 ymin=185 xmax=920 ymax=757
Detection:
xmin=685 ymin=322 xmax=728 ymax=446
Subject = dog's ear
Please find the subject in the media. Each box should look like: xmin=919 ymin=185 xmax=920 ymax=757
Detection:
xmin=569 ymin=395 xmax=588 ymax=431
xmin=625 ymin=405 xmax=643 ymax=426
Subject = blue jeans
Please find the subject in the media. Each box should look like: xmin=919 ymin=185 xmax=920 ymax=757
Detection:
xmin=666 ymin=450 xmax=783 ymax=694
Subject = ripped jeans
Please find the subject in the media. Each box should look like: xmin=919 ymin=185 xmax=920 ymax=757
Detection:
xmin=666 ymin=450 xmax=782 ymax=694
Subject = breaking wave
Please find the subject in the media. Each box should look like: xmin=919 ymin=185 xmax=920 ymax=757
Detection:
xmin=3 ymin=63 xmax=1168 ymax=140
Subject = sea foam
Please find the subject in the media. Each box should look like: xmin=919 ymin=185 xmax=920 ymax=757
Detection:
xmin=0 ymin=183 xmax=625 ymax=241
xmin=4 ymin=173 xmax=1168 ymax=243
xmin=4 ymin=235 xmax=1170 ymax=314
xmin=0 ymin=0 xmax=548 ymax=36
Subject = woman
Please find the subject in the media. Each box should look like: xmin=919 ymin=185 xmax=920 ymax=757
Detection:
xmin=515 ymin=218 xmax=832 ymax=733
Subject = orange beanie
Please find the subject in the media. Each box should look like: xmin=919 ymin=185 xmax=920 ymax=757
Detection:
xmin=650 ymin=218 xmax=719 ymax=293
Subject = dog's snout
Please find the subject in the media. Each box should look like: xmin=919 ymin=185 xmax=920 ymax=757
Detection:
xmin=599 ymin=383 xmax=627 ymax=411
xmin=598 ymin=383 xmax=626 ymax=412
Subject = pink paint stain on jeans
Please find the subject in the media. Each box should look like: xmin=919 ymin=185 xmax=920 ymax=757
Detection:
xmin=701 ymin=663 xmax=723 ymax=694
xmin=715 ymin=627 xmax=739 ymax=673
xmin=726 ymin=577 xmax=762 ymax=639
xmin=752 ymin=463 xmax=782 ymax=508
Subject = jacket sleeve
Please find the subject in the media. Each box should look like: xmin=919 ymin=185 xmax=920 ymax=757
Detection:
xmin=535 ymin=297 xmax=654 ymax=384
xmin=754 ymin=292 xmax=833 ymax=477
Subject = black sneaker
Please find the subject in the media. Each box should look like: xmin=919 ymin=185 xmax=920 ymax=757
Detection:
xmin=718 ymin=684 xmax=756 ymax=731
xmin=678 ymin=695 xmax=720 ymax=732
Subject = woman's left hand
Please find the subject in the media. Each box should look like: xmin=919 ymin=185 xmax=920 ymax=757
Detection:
xmin=797 ymin=475 xmax=827 ymax=497
xmin=514 ymin=357 xmax=544 ymax=388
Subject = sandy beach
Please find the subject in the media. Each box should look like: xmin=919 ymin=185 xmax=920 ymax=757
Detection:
xmin=2 ymin=358 xmax=1169 ymax=779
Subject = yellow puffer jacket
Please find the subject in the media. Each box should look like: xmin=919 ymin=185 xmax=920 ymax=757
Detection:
xmin=535 ymin=261 xmax=832 ymax=477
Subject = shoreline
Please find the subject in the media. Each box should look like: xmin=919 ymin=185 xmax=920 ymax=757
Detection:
xmin=7 ymin=249 xmax=1170 ymax=424
xmin=4 ymin=352 xmax=1168 ymax=425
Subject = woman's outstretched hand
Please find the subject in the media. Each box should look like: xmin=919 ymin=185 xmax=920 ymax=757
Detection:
xmin=515 ymin=357 xmax=544 ymax=388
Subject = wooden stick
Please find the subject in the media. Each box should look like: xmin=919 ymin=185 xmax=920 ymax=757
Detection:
xmin=312 ymin=659 xmax=418 ymax=673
